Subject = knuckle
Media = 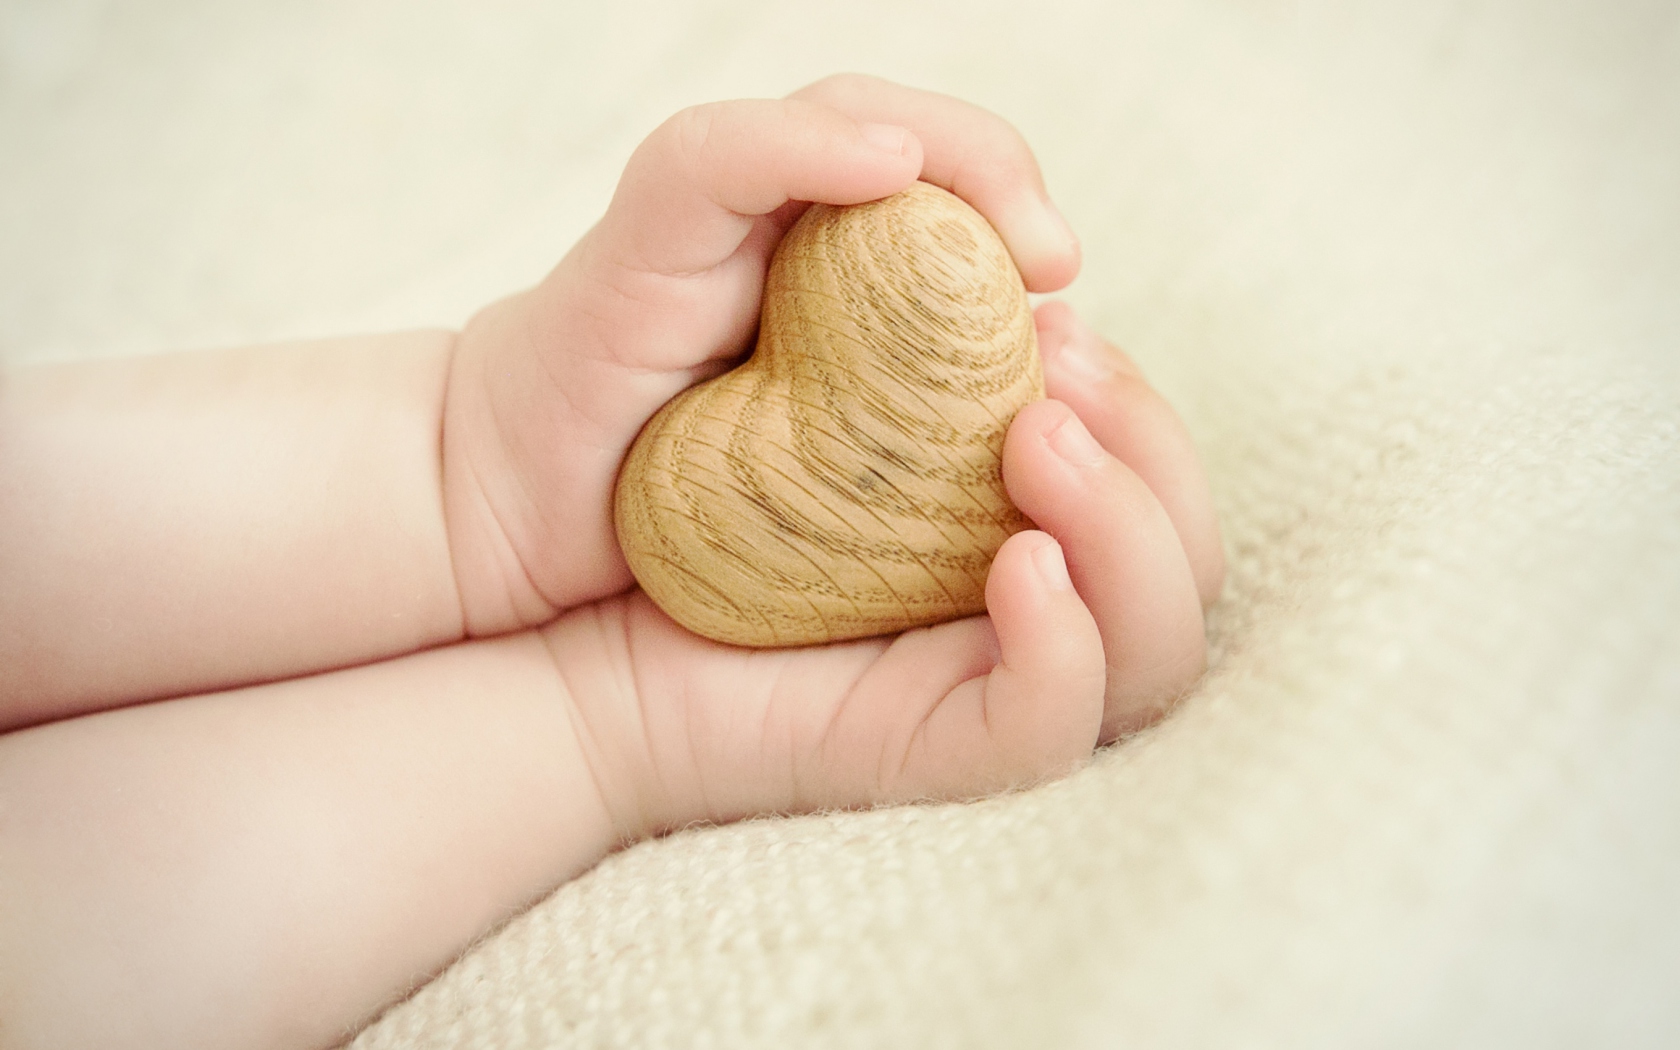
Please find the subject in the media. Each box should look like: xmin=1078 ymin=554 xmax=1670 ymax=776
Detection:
xmin=791 ymin=71 xmax=875 ymax=105
xmin=669 ymin=104 xmax=719 ymax=167
xmin=959 ymin=121 xmax=1042 ymax=193
xmin=668 ymin=105 xmax=715 ymax=159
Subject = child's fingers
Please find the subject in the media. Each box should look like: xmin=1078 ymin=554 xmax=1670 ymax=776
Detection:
xmin=1004 ymin=399 xmax=1208 ymax=741
xmin=599 ymin=98 xmax=923 ymax=276
xmin=931 ymin=531 xmax=1106 ymax=794
xmin=845 ymin=531 xmax=1106 ymax=804
xmin=1035 ymin=301 xmax=1226 ymax=608
xmin=789 ymin=74 xmax=1080 ymax=293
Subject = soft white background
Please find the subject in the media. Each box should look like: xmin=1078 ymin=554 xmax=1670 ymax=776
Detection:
xmin=3 ymin=2 xmax=1677 ymax=1046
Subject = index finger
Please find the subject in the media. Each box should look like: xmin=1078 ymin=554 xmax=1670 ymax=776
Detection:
xmin=790 ymin=74 xmax=1081 ymax=292
xmin=600 ymin=98 xmax=925 ymax=276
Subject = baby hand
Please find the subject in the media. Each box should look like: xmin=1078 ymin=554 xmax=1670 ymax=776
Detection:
xmin=546 ymin=302 xmax=1222 ymax=832
xmin=440 ymin=75 xmax=1083 ymax=635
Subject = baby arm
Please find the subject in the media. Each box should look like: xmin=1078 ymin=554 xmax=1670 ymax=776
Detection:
xmin=0 ymin=332 xmax=470 ymax=727
xmin=0 ymin=75 xmax=1223 ymax=1049
xmin=0 ymin=75 xmax=1082 ymax=729
xmin=0 ymin=302 xmax=1214 ymax=1050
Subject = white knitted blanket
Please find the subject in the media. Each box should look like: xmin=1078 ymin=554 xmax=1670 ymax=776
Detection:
xmin=3 ymin=2 xmax=1675 ymax=1046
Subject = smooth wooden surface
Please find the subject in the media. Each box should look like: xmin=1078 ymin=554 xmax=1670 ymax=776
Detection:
xmin=614 ymin=181 xmax=1042 ymax=647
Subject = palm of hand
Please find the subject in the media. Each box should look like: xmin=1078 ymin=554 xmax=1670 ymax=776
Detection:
xmin=550 ymin=584 xmax=1100 ymax=839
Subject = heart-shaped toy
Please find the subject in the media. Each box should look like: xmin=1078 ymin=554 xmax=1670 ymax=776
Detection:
xmin=614 ymin=181 xmax=1043 ymax=647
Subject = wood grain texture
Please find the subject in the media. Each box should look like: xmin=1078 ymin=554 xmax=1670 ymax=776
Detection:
xmin=614 ymin=181 xmax=1043 ymax=647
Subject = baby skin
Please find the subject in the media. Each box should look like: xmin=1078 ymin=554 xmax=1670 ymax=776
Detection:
xmin=0 ymin=76 xmax=1222 ymax=1050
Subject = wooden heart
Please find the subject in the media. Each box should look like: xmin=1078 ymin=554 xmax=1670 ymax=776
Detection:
xmin=614 ymin=181 xmax=1043 ymax=647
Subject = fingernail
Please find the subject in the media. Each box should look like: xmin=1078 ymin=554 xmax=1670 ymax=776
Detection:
xmin=1044 ymin=200 xmax=1077 ymax=253
xmin=1046 ymin=410 xmax=1106 ymax=466
xmin=859 ymin=121 xmax=911 ymax=155
xmin=1036 ymin=313 xmax=1074 ymax=359
xmin=1002 ymin=197 xmax=1079 ymax=289
xmin=1042 ymin=309 xmax=1117 ymax=384
xmin=1028 ymin=199 xmax=1079 ymax=255
xmin=1032 ymin=539 xmax=1073 ymax=592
